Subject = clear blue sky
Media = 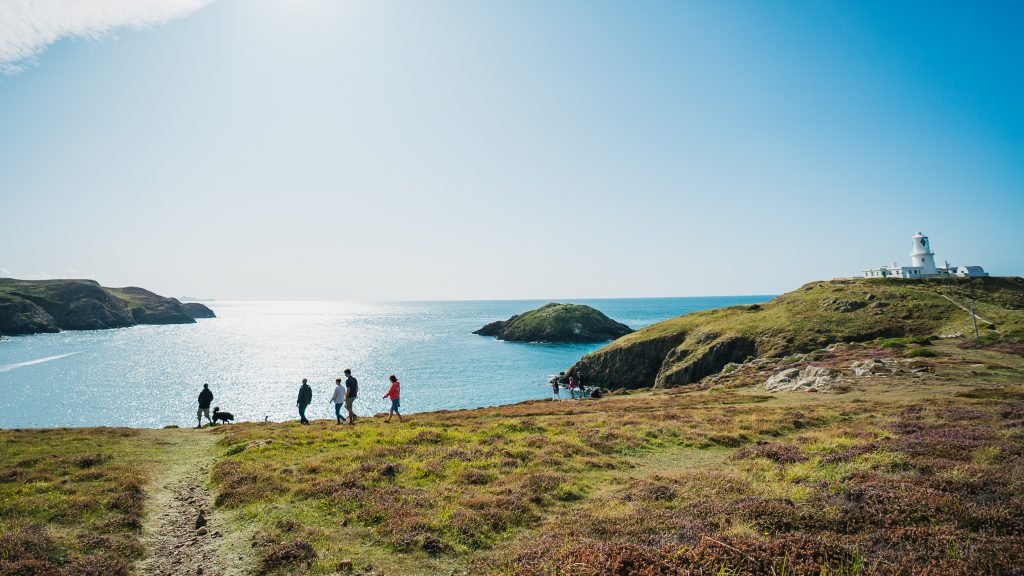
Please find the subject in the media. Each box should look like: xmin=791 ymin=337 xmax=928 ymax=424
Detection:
xmin=1 ymin=0 xmax=1021 ymax=300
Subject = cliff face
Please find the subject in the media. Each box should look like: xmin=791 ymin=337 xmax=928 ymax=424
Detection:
xmin=180 ymin=302 xmax=216 ymax=319
xmin=106 ymin=287 xmax=195 ymax=325
xmin=569 ymin=276 xmax=1024 ymax=390
xmin=0 ymin=279 xmax=216 ymax=336
xmin=474 ymin=303 xmax=633 ymax=343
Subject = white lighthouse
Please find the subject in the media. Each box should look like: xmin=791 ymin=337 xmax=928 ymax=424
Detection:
xmin=910 ymin=232 xmax=937 ymax=275
xmin=863 ymin=232 xmax=988 ymax=279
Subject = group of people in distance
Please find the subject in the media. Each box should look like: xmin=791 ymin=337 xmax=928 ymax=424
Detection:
xmin=550 ymin=371 xmax=588 ymax=400
xmin=195 ymin=370 xmax=403 ymax=428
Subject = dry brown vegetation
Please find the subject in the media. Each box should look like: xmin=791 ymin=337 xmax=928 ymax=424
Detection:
xmin=206 ymin=339 xmax=1024 ymax=575
xmin=2 ymin=340 xmax=1022 ymax=575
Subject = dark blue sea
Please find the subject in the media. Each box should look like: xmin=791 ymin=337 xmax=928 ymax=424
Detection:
xmin=0 ymin=296 xmax=772 ymax=428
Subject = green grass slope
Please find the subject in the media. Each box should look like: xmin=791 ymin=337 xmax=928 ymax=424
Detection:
xmin=571 ymin=276 xmax=1024 ymax=390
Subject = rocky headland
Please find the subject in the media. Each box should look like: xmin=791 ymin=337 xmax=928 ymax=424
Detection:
xmin=0 ymin=278 xmax=216 ymax=336
xmin=474 ymin=302 xmax=633 ymax=343
xmin=180 ymin=301 xmax=217 ymax=319
xmin=568 ymin=276 xmax=1024 ymax=390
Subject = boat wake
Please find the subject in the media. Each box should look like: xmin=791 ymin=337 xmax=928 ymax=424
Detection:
xmin=0 ymin=352 xmax=81 ymax=373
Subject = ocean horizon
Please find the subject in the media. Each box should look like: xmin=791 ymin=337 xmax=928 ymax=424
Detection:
xmin=0 ymin=296 xmax=772 ymax=429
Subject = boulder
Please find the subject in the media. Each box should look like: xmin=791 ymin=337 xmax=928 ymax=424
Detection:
xmin=764 ymin=365 xmax=843 ymax=393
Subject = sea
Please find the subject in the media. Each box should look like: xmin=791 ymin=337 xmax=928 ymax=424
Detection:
xmin=0 ymin=296 xmax=772 ymax=429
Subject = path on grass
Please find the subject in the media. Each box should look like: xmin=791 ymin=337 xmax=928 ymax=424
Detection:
xmin=938 ymin=293 xmax=996 ymax=326
xmin=137 ymin=429 xmax=229 ymax=576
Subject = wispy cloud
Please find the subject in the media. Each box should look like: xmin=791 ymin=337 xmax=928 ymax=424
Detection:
xmin=0 ymin=0 xmax=216 ymax=73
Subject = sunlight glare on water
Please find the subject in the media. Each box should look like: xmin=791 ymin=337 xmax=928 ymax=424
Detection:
xmin=0 ymin=297 xmax=771 ymax=428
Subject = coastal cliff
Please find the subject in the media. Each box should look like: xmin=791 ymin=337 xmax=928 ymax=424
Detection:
xmin=180 ymin=302 xmax=217 ymax=319
xmin=474 ymin=302 xmax=633 ymax=343
xmin=569 ymin=276 xmax=1024 ymax=390
xmin=0 ymin=278 xmax=215 ymax=336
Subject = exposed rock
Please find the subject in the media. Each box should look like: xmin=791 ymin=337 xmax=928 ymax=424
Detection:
xmin=473 ymin=319 xmax=509 ymax=337
xmin=473 ymin=303 xmax=632 ymax=343
xmin=568 ymin=276 xmax=1024 ymax=391
xmin=180 ymin=302 xmax=216 ymax=319
xmin=656 ymin=335 xmax=757 ymax=388
xmin=0 ymin=295 xmax=60 ymax=334
xmin=764 ymin=365 xmax=843 ymax=393
xmin=822 ymin=298 xmax=868 ymax=313
xmin=850 ymin=359 xmax=889 ymax=377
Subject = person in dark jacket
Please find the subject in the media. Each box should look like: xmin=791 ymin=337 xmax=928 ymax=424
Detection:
xmin=197 ymin=383 xmax=214 ymax=428
xmin=344 ymin=369 xmax=358 ymax=425
xmin=297 ymin=378 xmax=313 ymax=425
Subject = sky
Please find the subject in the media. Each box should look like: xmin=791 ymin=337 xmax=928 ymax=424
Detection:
xmin=1 ymin=0 xmax=1022 ymax=300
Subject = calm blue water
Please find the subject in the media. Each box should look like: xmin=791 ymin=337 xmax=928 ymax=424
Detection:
xmin=0 ymin=297 xmax=771 ymax=428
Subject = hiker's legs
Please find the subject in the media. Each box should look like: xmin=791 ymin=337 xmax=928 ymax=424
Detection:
xmin=334 ymin=403 xmax=342 ymax=424
xmin=299 ymin=404 xmax=308 ymax=424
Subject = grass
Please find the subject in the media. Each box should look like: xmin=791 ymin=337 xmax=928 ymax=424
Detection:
xmin=0 ymin=428 xmax=157 ymax=575
xmin=572 ymin=276 xmax=1024 ymax=390
xmin=2 ymin=341 xmax=1023 ymax=575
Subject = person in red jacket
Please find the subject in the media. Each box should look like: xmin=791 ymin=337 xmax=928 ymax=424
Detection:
xmin=382 ymin=374 xmax=403 ymax=423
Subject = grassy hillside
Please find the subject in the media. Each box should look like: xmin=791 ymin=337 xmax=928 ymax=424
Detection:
xmin=571 ymin=276 xmax=1024 ymax=390
xmin=0 ymin=278 xmax=213 ymax=335
xmin=3 ymin=339 xmax=1023 ymax=575
xmin=0 ymin=428 xmax=159 ymax=575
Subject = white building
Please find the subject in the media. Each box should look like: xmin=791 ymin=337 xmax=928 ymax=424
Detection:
xmin=863 ymin=232 xmax=989 ymax=279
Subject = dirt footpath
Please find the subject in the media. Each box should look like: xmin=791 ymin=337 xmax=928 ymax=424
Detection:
xmin=136 ymin=430 xmax=231 ymax=576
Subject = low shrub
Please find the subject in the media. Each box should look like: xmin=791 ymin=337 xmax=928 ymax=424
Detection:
xmin=259 ymin=539 xmax=316 ymax=573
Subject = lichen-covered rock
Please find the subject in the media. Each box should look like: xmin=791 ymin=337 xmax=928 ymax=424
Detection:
xmin=764 ymin=365 xmax=843 ymax=392
xmin=473 ymin=303 xmax=632 ymax=343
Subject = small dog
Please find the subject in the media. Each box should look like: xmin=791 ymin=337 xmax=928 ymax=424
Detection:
xmin=212 ymin=407 xmax=234 ymax=424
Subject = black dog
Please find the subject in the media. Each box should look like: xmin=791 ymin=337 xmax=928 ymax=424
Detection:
xmin=212 ymin=407 xmax=234 ymax=424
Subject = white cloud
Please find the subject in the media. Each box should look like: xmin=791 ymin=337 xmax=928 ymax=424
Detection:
xmin=0 ymin=0 xmax=216 ymax=73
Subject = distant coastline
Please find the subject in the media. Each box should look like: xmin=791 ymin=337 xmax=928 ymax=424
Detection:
xmin=0 ymin=278 xmax=215 ymax=336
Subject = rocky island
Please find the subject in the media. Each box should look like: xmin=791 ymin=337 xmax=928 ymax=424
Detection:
xmin=474 ymin=302 xmax=633 ymax=343
xmin=0 ymin=278 xmax=215 ymax=336
xmin=569 ymin=276 xmax=1024 ymax=390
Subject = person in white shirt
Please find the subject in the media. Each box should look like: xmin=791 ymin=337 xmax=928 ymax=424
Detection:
xmin=329 ymin=378 xmax=345 ymax=424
